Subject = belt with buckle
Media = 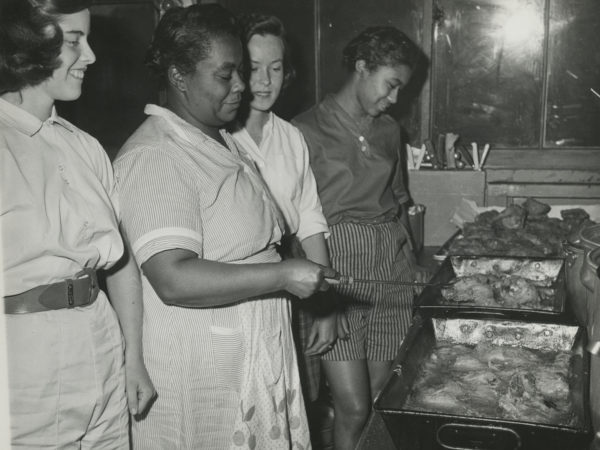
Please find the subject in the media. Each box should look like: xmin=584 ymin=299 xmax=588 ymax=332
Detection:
xmin=4 ymin=269 xmax=99 ymax=314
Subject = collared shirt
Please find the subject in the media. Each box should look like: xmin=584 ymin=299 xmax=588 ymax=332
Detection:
xmin=232 ymin=112 xmax=329 ymax=241
xmin=292 ymin=94 xmax=409 ymax=226
xmin=114 ymin=104 xmax=285 ymax=266
xmin=0 ymin=97 xmax=123 ymax=296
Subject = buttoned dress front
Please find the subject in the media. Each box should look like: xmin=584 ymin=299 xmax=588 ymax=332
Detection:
xmin=114 ymin=105 xmax=311 ymax=450
xmin=232 ymin=113 xmax=329 ymax=402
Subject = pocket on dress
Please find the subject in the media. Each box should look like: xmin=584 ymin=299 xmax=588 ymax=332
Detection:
xmin=210 ymin=325 xmax=245 ymax=393
xmin=260 ymin=328 xmax=283 ymax=386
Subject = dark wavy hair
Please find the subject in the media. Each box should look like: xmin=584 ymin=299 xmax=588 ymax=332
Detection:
xmin=238 ymin=13 xmax=295 ymax=90
xmin=342 ymin=26 xmax=420 ymax=73
xmin=145 ymin=4 xmax=239 ymax=88
xmin=0 ymin=0 xmax=92 ymax=94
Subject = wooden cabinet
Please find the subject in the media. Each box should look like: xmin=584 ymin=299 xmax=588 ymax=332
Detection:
xmin=486 ymin=169 xmax=600 ymax=207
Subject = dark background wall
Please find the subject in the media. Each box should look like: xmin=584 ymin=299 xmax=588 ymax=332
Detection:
xmin=57 ymin=1 xmax=159 ymax=160
xmin=58 ymin=0 xmax=426 ymax=159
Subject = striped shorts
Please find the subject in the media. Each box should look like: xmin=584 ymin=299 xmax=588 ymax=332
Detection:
xmin=324 ymin=219 xmax=414 ymax=361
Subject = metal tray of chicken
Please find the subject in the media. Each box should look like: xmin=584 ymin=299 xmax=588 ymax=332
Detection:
xmin=374 ymin=316 xmax=592 ymax=450
xmin=415 ymin=255 xmax=571 ymax=323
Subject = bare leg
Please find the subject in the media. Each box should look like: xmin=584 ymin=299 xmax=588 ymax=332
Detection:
xmin=322 ymin=360 xmax=371 ymax=450
xmin=367 ymin=360 xmax=394 ymax=401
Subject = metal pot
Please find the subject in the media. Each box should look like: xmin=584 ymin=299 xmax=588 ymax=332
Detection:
xmin=583 ymin=248 xmax=600 ymax=444
xmin=565 ymin=241 xmax=589 ymax=327
xmin=583 ymin=247 xmax=600 ymax=334
xmin=564 ymin=224 xmax=600 ymax=331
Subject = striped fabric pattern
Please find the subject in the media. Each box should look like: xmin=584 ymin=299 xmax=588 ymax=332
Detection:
xmin=324 ymin=220 xmax=414 ymax=361
xmin=114 ymin=105 xmax=310 ymax=449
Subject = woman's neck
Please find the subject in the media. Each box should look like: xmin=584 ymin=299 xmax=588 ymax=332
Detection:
xmin=245 ymin=108 xmax=269 ymax=146
xmin=1 ymin=88 xmax=53 ymax=121
xmin=333 ymin=82 xmax=373 ymax=129
xmin=167 ymin=96 xmax=225 ymax=145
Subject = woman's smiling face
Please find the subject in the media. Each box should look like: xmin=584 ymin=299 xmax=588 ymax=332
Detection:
xmin=179 ymin=34 xmax=245 ymax=129
xmin=39 ymin=9 xmax=96 ymax=103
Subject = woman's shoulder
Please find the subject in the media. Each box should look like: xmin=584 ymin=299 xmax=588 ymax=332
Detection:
xmin=376 ymin=113 xmax=400 ymax=128
xmin=374 ymin=113 xmax=401 ymax=138
xmin=271 ymin=113 xmax=305 ymax=139
xmin=55 ymin=115 xmax=102 ymax=147
xmin=291 ymin=103 xmax=320 ymax=128
xmin=116 ymin=115 xmax=177 ymax=158
xmin=114 ymin=118 xmax=186 ymax=176
xmin=54 ymin=116 xmax=111 ymax=166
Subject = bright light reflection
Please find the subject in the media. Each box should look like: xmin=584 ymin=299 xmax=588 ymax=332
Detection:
xmin=503 ymin=8 xmax=541 ymax=45
xmin=491 ymin=2 xmax=544 ymax=50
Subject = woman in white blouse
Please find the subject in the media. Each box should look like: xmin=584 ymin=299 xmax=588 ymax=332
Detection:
xmin=232 ymin=13 xmax=347 ymax=408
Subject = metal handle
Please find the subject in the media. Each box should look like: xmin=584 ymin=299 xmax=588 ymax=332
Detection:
xmin=454 ymin=310 xmax=508 ymax=317
xmin=436 ymin=422 xmax=521 ymax=450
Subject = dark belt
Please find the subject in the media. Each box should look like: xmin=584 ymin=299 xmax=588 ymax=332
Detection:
xmin=4 ymin=269 xmax=99 ymax=314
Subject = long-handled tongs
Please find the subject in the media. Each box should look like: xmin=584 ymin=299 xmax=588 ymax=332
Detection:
xmin=326 ymin=274 xmax=444 ymax=288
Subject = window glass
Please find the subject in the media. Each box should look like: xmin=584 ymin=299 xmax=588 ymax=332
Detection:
xmin=432 ymin=0 xmax=545 ymax=147
xmin=546 ymin=0 xmax=600 ymax=147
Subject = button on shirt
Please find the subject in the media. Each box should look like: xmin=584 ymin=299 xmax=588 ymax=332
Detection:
xmin=232 ymin=112 xmax=329 ymax=241
xmin=0 ymin=98 xmax=122 ymax=296
xmin=292 ymin=94 xmax=409 ymax=226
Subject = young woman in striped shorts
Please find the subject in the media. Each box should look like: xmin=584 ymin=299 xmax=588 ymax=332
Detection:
xmin=293 ymin=26 xmax=428 ymax=450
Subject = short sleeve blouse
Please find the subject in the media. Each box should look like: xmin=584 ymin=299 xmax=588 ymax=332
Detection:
xmin=292 ymin=95 xmax=409 ymax=226
xmin=232 ymin=112 xmax=329 ymax=241
xmin=0 ymin=98 xmax=123 ymax=295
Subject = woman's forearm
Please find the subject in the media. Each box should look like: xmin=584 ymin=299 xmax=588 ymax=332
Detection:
xmin=106 ymin=230 xmax=144 ymax=361
xmin=141 ymin=248 xmax=331 ymax=308
xmin=300 ymin=232 xmax=330 ymax=266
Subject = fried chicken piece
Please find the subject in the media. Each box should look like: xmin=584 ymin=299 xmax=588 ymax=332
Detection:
xmin=474 ymin=210 xmax=500 ymax=226
xmin=491 ymin=205 xmax=527 ymax=230
xmin=492 ymin=275 xmax=539 ymax=307
xmin=560 ymin=208 xmax=590 ymax=222
xmin=522 ymin=198 xmax=551 ymax=216
xmin=442 ymin=274 xmax=498 ymax=304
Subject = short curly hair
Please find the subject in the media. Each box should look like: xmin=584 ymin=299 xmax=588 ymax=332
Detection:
xmin=0 ymin=0 xmax=92 ymax=94
xmin=145 ymin=4 xmax=239 ymax=88
xmin=342 ymin=26 xmax=420 ymax=73
xmin=238 ymin=13 xmax=295 ymax=90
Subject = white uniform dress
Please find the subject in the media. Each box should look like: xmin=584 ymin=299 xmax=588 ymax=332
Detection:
xmin=114 ymin=105 xmax=311 ymax=450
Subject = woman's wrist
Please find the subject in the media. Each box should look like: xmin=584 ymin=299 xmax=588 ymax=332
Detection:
xmin=125 ymin=347 xmax=145 ymax=364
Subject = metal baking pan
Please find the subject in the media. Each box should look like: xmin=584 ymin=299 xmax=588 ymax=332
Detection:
xmin=415 ymin=256 xmax=570 ymax=323
xmin=374 ymin=317 xmax=592 ymax=450
xmin=433 ymin=230 xmax=462 ymax=261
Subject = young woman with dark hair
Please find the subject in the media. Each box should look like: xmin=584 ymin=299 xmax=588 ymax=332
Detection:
xmin=0 ymin=0 xmax=136 ymax=447
xmin=293 ymin=26 xmax=427 ymax=449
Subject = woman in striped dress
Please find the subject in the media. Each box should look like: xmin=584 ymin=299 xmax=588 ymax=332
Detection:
xmin=293 ymin=27 xmax=427 ymax=450
xmin=113 ymin=5 xmax=335 ymax=449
